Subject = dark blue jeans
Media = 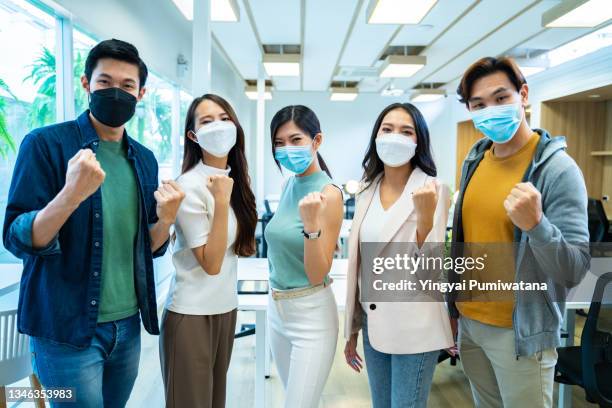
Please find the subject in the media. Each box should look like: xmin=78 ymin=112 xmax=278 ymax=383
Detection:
xmin=30 ymin=313 xmax=141 ymax=407
xmin=363 ymin=316 xmax=438 ymax=408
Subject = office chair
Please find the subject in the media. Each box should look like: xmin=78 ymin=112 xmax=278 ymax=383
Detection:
xmin=555 ymin=272 xmax=612 ymax=407
xmin=345 ymin=197 xmax=355 ymax=220
xmin=588 ymin=198 xmax=611 ymax=243
xmin=256 ymin=198 xmax=275 ymax=258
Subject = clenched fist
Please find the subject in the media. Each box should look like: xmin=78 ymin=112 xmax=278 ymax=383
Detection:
xmin=207 ymin=174 xmax=234 ymax=205
xmin=154 ymin=180 xmax=185 ymax=225
xmin=63 ymin=149 xmax=106 ymax=205
xmin=412 ymin=180 xmax=438 ymax=224
xmin=299 ymin=192 xmax=327 ymax=231
xmin=503 ymin=182 xmax=543 ymax=231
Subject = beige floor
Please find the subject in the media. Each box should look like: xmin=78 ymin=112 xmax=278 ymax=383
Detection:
xmin=126 ymin=311 xmax=597 ymax=408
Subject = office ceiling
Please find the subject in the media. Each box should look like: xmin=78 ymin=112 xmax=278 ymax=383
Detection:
xmin=174 ymin=0 xmax=605 ymax=93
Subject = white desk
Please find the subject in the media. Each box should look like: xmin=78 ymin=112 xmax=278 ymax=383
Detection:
xmin=237 ymin=258 xmax=347 ymax=408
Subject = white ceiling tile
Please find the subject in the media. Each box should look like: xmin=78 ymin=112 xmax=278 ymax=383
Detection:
xmin=303 ymin=0 xmax=358 ymax=91
xmin=212 ymin=0 xmax=262 ymax=79
xmin=389 ymin=0 xmax=540 ymax=90
xmin=339 ymin=1 xmax=399 ymax=67
xmin=391 ymin=0 xmax=476 ymax=46
xmin=428 ymin=0 xmax=563 ymax=83
xmin=249 ymin=0 xmax=301 ymax=44
xmin=519 ymin=27 xmax=591 ymax=50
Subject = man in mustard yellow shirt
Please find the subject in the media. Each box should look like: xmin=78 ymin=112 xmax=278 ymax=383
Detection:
xmin=449 ymin=57 xmax=589 ymax=408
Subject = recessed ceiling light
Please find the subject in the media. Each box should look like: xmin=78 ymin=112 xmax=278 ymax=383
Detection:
xmin=367 ymin=0 xmax=438 ymax=24
xmin=330 ymin=87 xmax=358 ymax=102
xmin=171 ymin=0 xmax=240 ymax=22
xmin=588 ymin=94 xmax=601 ymax=98
xmin=542 ymin=0 xmax=612 ymax=28
xmin=410 ymin=88 xmax=445 ymax=103
xmin=379 ymin=55 xmax=426 ymax=78
xmin=263 ymin=54 xmax=301 ymax=77
xmin=245 ymin=85 xmax=272 ymax=100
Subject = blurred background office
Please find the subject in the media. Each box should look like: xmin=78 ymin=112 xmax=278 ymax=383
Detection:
xmin=0 ymin=0 xmax=611 ymax=407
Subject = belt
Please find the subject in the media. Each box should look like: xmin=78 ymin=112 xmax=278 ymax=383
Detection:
xmin=271 ymin=277 xmax=334 ymax=300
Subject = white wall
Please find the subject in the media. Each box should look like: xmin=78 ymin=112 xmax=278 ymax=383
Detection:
xmin=55 ymin=0 xmax=192 ymax=88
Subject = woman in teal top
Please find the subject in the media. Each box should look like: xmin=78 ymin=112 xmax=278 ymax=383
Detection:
xmin=264 ymin=105 xmax=343 ymax=408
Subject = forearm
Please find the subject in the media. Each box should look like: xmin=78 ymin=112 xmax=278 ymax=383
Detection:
xmin=304 ymin=238 xmax=333 ymax=285
xmin=416 ymin=215 xmax=434 ymax=248
xmin=150 ymin=220 xmax=172 ymax=252
xmin=303 ymin=220 xmax=333 ymax=285
xmin=31 ymin=188 xmax=80 ymax=248
xmin=199 ymin=203 xmax=229 ymax=275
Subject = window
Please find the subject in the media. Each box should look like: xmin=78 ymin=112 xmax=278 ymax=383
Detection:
xmin=178 ymin=89 xmax=194 ymax=166
xmin=0 ymin=0 xmax=57 ymax=262
xmin=125 ymin=73 xmax=174 ymax=168
xmin=73 ymin=27 xmax=97 ymax=115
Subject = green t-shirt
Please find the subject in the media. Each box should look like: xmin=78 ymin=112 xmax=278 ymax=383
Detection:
xmin=96 ymin=138 xmax=139 ymax=323
xmin=264 ymin=171 xmax=333 ymax=290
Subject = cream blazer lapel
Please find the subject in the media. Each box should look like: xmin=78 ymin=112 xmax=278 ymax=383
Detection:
xmin=374 ymin=166 xmax=428 ymax=257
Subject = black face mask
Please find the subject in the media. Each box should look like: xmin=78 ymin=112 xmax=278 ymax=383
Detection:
xmin=89 ymin=87 xmax=137 ymax=128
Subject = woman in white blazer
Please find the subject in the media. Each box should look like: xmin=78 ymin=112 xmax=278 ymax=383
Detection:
xmin=343 ymin=103 xmax=455 ymax=408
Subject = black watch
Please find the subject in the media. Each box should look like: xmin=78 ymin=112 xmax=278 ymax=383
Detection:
xmin=302 ymin=229 xmax=321 ymax=240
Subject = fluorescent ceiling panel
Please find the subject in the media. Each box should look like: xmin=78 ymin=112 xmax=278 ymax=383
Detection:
xmin=367 ymin=0 xmax=438 ymax=24
xmin=171 ymin=0 xmax=240 ymax=22
xmin=380 ymin=55 xmax=426 ymax=78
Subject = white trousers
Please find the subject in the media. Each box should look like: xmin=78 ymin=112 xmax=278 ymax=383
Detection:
xmin=267 ymin=286 xmax=339 ymax=408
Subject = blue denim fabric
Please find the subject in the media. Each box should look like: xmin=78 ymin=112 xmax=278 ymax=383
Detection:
xmin=30 ymin=313 xmax=141 ymax=408
xmin=363 ymin=316 xmax=438 ymax=408
xmin=2 ymin=110 xmax=168 ymax=348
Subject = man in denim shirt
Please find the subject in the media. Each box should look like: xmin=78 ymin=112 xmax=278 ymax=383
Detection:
xmin=3 ymin=39 xmax=184 ymax=406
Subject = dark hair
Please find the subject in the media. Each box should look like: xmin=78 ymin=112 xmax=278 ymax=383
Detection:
xmin=269 ymin=105 xmax=332 ymax=178
xmin=457 ymin=56 xmax=526 ymax=106
xmin=182 ymin=94 xmax=257 ymax=257
xmin=362 ymin=103 xmax=436 ymax=187
xmin=85 ymin=39 xmax=148 ymax=88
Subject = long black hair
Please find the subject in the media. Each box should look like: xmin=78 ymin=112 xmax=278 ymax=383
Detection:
xmin=182 ymin=94 xmax=257 ymax=257
xmin=362 ymin=102 xmax=436 ymax=188
xmin=269 ymin=105 xmax=332 ymax=178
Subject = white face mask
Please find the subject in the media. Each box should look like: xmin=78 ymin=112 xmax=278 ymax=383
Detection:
xmin=194 ymin=120 xmax=237 ymax=158
xmin=375 ymin=133 xmax=417 ymax=167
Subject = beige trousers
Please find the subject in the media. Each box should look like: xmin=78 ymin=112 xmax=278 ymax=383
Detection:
xmin=458 ymin=316 xmax=558 ymax=408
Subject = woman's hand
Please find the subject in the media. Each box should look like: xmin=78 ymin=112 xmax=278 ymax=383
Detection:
xmin=412 ymin=180 xmax=438 ymax=223
xmin=446 ymin=316 xmax=459 ymax=356
xmin=299 ymin=191 xmax=327 ymax=232
xmin=413 ymin=180 xmax=438 ymax=246
xmin=344 ymin=333 xmax=363 ymax=373
xmin=207 ymin=174 xmax=233 ymax=206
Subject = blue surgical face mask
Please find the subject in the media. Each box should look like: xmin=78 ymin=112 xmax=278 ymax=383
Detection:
xmin=274 ymin=143 xmax=314 ymax=174
xmin=470 ymin=102 xmax=522 ymax=144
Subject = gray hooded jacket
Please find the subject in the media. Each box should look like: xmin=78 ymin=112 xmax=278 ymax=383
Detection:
xmin=448 ymin=128 xmax=590 ymax=357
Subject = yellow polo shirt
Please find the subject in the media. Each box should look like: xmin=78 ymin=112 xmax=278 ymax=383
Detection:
xmin=457 ymin=133 xmax=539 ymax=328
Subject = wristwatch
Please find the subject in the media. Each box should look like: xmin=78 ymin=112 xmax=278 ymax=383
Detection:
xmin=302 ymin=229 xmax=321 ymax=240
